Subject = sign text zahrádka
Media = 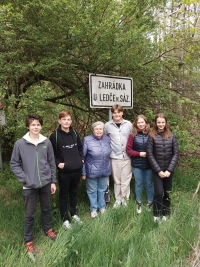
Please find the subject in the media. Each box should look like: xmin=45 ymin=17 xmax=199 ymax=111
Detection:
xmin=96 ymin=81 xmax=129 ymax=103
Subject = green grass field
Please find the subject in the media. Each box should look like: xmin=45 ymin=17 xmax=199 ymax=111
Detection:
xmin=0 ymin=162 xmax=199 ymax=267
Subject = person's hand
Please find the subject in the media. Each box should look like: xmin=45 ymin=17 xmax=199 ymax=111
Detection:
xmin=140 ymin=152 xmax=146 ymax=157
xmin=58 ymin=163 xmax=65 ymax=169
xmin=81 ymin=175 xmax=86 ymax=180
xmin=158 ymin=171 xmax=166 ymax=178
xmin=164 ymin=170 xmax=171 ymax=177
xmin=51 ymin=183 xmax=56 ymax=194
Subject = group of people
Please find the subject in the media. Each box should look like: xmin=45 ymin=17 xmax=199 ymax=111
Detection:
xmin=10 ymin=104 xmax=179 ymax=258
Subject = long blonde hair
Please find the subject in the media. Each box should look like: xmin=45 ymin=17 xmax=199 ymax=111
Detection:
xmin=132 ymin=115 xmax=150 ymax=137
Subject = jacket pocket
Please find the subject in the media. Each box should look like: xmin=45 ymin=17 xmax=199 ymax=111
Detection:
xmin=89 ymin=164 xmax=98 ymax=172
xmin=24 ymin=174 xmax=35 ymax=188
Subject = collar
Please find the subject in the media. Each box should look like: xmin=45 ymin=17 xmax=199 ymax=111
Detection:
xmin=58 ymin=125 xmax=73 ymax=134
xmin=23 ymin=132 xmax=46 ymax=144
xmin=110 ymin=119 xmax=124 ymax=125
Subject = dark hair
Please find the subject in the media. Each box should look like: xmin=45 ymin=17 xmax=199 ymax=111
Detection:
xmin=111 ymin=104 xmax=123 ymax=113
xmin=58 ymin=110 xmax=72 ymax=119
xmin=26 ymin=114 xmax=43 ymax=128
xmin=149 ymin=113 xmax=171 ymax=140
xmin=132 ymin=115 xmax=150 ymax=137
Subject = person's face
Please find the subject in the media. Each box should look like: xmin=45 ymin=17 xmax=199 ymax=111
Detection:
xmin=28 ymin=120 xmax=42 ymax=135
xmin=156 ymin=117 xmax=166 ymax=132
xmin=136 ymin=118 xmax=146 ymax=131
xmin=112 ymin=110 xmax=123 ymax=123
xmin=93 ymin=125 xmax=104 ymax=139
xmin=59 ymin=116 xmax=72 ymax=131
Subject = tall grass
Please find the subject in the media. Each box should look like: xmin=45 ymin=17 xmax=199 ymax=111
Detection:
xmin=0 ymin=162 xmax=199 ymax=267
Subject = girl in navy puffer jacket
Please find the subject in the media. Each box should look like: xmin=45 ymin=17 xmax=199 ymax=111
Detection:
xmin=126 ymin=115 xmax=153 ymax=214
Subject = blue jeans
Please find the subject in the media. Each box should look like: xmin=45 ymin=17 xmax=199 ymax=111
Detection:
xmin=86 ymin=177 xmax=108 ymax=211
xmin=132 ymin=167 xmax=153 ymax=203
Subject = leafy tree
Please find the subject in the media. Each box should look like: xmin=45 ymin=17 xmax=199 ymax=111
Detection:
xmin=0 ymin=0 xmax=199 ymax=158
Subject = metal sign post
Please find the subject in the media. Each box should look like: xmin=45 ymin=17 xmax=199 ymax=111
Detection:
xmin=108 ymin=109 xmax=112 ymax=121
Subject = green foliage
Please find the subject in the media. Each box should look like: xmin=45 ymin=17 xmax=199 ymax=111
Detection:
xmin=0 ymin=0 xmax=200 ymax=160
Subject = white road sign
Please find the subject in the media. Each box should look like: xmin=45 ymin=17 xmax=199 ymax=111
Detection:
xmin=89 ymin=73 xmax=133 ymax=108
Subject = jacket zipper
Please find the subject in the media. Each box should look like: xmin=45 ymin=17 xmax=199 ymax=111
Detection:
xmin=142 ymin=134 xmax=144 ymax=168
xmin=26 ymin=140 xmax=44 ymax=187
xmin=36 ymin=147 xmax=42 ymax=187
xmin=100 ymin=140 xmax=104 ymax=176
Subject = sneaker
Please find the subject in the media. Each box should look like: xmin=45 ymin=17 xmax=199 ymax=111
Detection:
xmin=113 ymin=200 xmax=121 ymax=209
xmin=121 ymin=199 xmax=128 ymax=208
xmin=63 ymin=220 xmax=71 ymax=230
xmin=147 ymin=202 xmax=153 ymax=211
xmin=46 ymin=228 xmax=57 ymax=241
xmin=137 ymin=203 xmax=142 ymax=214
xmin=72 ymin=215 xmax=83 ymax=224
xmin=100 ymin=208 xmax=106 ymax=214
xmin=162 ymin=216 xmax=167 ymax=221
xmin=153 ymin=216 xmax=161 ymax=223
xmin=91 ymin=211 xmax=98 ymax=218
xmin=25 ymin=241 xmax=36 ymax=261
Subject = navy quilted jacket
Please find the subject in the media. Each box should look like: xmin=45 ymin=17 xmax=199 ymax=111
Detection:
xmin=146 ymin=132 xmax=179 ymax=173
xmin=131 ymin=133 xmax=151 ymax=169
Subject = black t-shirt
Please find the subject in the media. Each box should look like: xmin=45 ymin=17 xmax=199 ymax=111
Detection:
xmin=115 ymin=123 xmax=121 ymax=128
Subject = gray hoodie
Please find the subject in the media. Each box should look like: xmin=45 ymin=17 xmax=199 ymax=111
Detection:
xmin=10 ymin=133 xmax=56 ymax=189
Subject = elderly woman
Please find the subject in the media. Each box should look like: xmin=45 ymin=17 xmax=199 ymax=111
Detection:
xmin=81 ymin=121 xmax=111 ymax=218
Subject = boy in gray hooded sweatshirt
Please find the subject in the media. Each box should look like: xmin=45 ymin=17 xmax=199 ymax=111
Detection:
xmin=10 ymin=114 xmax=57 ymax=259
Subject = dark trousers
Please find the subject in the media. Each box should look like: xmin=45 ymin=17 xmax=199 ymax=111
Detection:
xmin=23 ymin=183 xmax=51 ymax=244
xmin=58 ymin=170 xmax=81 ymax=222
xmin=153 ymin=172 xmax=173 ymax=217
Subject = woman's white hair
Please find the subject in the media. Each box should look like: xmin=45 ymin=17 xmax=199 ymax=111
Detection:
xmin=91 ymin=121 xmax=105 ymax=130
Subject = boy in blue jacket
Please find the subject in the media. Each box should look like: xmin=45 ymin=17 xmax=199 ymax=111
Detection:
xmin=10 ymin=114 xmax=57 ymax=259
